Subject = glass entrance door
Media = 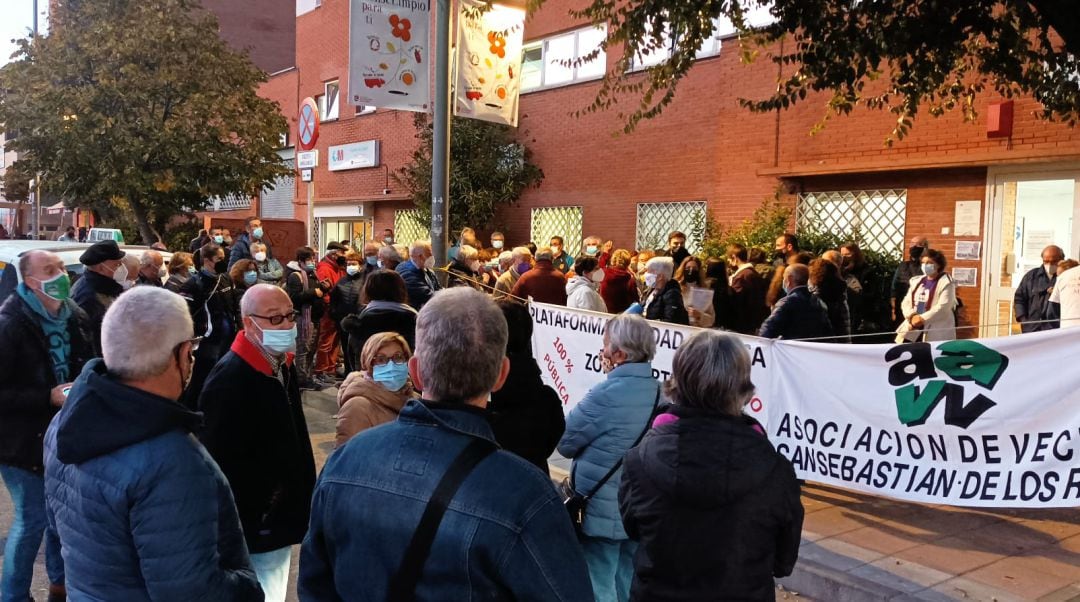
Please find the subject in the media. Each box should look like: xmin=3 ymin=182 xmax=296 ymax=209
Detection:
xmin=321 ymin=219 xmax=373 ymax=251
xmin=983 ymin=170 xmax=1080 ymax=336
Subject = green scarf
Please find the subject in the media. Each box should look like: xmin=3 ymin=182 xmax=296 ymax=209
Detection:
xmin=16 ymin=282 xmax=73 ymax=383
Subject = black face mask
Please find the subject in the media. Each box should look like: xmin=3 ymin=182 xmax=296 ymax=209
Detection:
xmin=213 ymin=259 xmax=228 ymax=275
xmin=335 ymin=256 xmax=347 ymax=267
xmin=683 ymin=269 xmax=699 ymax=282
xmin=910 ymin=246 xmax=925 ymax=261
xmin=773 ymin=250 xmax=786 ymax=263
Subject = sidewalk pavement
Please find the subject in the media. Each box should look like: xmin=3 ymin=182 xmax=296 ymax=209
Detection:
xmin=551 ymin=458 xmax=1080 ymax=602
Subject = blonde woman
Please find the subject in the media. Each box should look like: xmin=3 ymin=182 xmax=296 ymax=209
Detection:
xmin=335 ymin=332 xmax=415 ymax=447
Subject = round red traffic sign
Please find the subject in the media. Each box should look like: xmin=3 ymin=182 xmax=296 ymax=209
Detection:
xmin=298 ymin=97 xmax=320 ymax=151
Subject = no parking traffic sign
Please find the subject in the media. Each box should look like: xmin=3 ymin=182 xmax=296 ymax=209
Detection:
xmin=298 ymin=97 xmax=320 ymax=151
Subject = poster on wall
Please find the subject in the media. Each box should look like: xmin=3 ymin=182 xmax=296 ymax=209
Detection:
xmin=348 ymin=0 xmax=430 ymax=112
xmin=954 ymin=200 xmax=982 ymax=236
xmin=952 ymin=267 xmax=978 ymax=287
xmin=453 ymin=0 xmax=526 ymax=126
xmin=955 ymin=241 xmax=981 ymax=261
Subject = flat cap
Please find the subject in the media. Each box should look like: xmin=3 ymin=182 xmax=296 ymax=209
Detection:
xmin=79 ymin=240 xmax=126 ymax=265
xmin=326 ymin=242 xmax=347 ymax=252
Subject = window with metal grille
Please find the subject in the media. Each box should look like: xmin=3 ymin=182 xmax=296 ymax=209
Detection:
xmin=796 ymin=190 xmax=907 ymax=257
xmin=260 ymin=155 xmax=295 ymax=219
xmin=635 ymin=201 xmax=707 ymax=253
xmin=394 ymin=209 xmax=430 ymax=244
xmin=531 ymin=206 xmax=582 ymax=253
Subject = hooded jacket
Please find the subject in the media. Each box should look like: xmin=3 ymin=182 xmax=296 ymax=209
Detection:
xmin=566 ymin=275 xmax=608 ymax=313
xmin=335 ymin=372 xmax=414 ymax=447
xmin=618 ymin=406 xmax=803 ymax=601
xmin=488 ymin=352 xmax=566 ymax=475
xmin=644 ymin=279 xmax=689 ymax=325
xmin=0 ymin=294 xmax=94 ymax=472
xmin=599 ymin=266 xmax=640 ymax=313
xmin=511 ymin=260 xmax=568 ymax=306
xmin=43 ymin=360 xmax=262 ymax=601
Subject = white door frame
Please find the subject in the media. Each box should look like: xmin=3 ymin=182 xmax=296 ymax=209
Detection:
xmin=982 ymin=162 xmax=1080 ymax=336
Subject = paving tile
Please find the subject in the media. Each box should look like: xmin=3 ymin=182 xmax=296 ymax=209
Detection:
xmin=890 ymin=506 xmax=1007 ymax=540
xmin=964 ymin=557 xmax=1076 ymax=599
xmin=891 ymin=588 xmax=963 ymax=602
xmin=929 ymin=576 xmax=1027 ymax=602
xmin=1017 ymin=517 xmax=1080 ymax=543
xmin=945 ymin=522 xmax=1063 ymax=558
xmin=831 ymin=525 xmax=927 ymax=555
xmin=867 ymin=556 xmax=953 ymax=589
xmin=1036 ymin=584 xmax=1080 ymax=602
xmin=893 ymin=536 xmax=1006 ymax=576
xmin=801 ymin=506 xmax=867 ymax=539
xmin=1060 ymin=534 xmax=1080 ymax=554
xmin=999 ymin=546 xmax=1080 ymax=581
xmin=796 ymin=539 xmax=872 ymax=573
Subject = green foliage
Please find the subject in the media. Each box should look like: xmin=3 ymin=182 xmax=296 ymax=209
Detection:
xmin=2 ymin=164 xmax=31 ymax=203
xmin=395 ymin=113 xmax=544 ymax=234
xmin=0 ymin=0 xmax=289 ymax=244
xmin=699 ymin=192 xmax=792 ymax=260
xmin=163 ymin=218 xmax=203 ymax=253
xmin=529 ymin=0 xmax=1080 ymax=142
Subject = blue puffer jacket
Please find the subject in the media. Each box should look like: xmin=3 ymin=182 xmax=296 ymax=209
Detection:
xmin=558 ymin=362 xmax=660 ymax=540
xmin=44 ymin=360 xmax=263 ymax=601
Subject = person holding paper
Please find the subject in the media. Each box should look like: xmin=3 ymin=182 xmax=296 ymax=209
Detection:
xmin=674 ymin=257 xmax=715 ymax=328
xmin=896 ymin=248 xmax=957 ymax=343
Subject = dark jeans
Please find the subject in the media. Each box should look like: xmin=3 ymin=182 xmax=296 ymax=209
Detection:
xmin=1 ymin=465 xmax=63 ymax=602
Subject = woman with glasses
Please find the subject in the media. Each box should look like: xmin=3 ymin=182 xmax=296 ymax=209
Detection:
xmin=335 ymin=332 xmax=414 ymax=447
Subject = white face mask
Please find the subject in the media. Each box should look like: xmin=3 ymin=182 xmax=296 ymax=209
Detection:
xmin=644 ymin=273 xmax=658 ymax=288
xmin=590 ymin=269 xmax=605 ymax=284
xmin=254 ymin=252 xmax=267 ymax=262
xmin=424 ymin=256 xmax=435 ymax=269
xmin=157 ymin=266 xmax=167 ymax=279
xmin=112 ymin=263 xmax=129 ymax=285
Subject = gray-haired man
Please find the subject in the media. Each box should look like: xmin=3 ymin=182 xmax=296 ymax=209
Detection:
xmin=300 ymin=288 xmax=592 ymax=600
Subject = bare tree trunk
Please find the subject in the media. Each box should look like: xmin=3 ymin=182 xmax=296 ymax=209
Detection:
xmin=128 ymin=197 xmax=161 ymax=245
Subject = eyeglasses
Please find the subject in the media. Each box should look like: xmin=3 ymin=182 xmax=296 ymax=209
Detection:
xmin=250 ymin=310 xmax=299 ymax=325
xmin=174 ymin=336 xmax=202 ymax=362
xmin=371 ymin=353 xmax=407 ymax=366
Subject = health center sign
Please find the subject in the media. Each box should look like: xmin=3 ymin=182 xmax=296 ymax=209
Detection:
xmin=529 ymin=302 xmax=1080 ymax=508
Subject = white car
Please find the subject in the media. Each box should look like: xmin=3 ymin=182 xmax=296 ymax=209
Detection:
xmin=0 ymin=240 xmax=173 ymax=303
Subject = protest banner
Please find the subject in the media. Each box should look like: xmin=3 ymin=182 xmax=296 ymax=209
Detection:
xmin=530 ymin=302 xmax=1080 ymax=508
xmin=453 ymin=0 xmax=525 ymax=126
xmin=348 ymin=0 xmax=431 ymax=112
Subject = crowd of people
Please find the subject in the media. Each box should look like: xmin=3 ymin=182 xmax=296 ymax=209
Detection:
xmin=1 ymin=217 xmax=1078 ymax=602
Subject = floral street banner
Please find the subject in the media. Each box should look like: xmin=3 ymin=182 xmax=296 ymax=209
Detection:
xmin=453 ymin=0 xmax=525 ymax=126
xmin=349 ymin=0 xmax=431 ymax=112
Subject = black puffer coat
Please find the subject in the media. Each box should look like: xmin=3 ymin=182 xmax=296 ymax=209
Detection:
xmin=619 ymin=406 xmax=804 ymax=601
xmin=643 ymin=279 xmax=689 ymax=325
xmin=487 ymin=352 xmax=565 ymax=475
xmin=0 ymin=294 xmax=94 ymax=472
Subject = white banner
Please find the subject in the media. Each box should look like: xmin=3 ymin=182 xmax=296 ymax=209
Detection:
xmin=530 ymin=302 xmax=1080 ymax=508
xmin=349 ymin=0 xmax=431 ymax=112
xmin=453 ymin=0 xmax=525 ymax=127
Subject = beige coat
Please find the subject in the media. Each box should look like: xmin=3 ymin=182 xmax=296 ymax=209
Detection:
xmin=335 ymin=372 xmax=414 ymax=447
xmin=494 ymin=268 xmax=521 ymax=300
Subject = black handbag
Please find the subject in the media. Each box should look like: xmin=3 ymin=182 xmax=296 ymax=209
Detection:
xmin=562 ymin=385 xmax=660 ymax=534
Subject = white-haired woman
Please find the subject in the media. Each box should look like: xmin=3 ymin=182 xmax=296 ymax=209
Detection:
xmin=642 ymin=256 xmax=689 ymax=325
xmin=558 ymin=313 xmax=661 ymax=602
xmin=619 ymin=330 xmax=803 ymax=601
xmin=251 ymin=242 xmax=284 ymax=286
xmin=447 ymin=244 xmax=481 ymax=289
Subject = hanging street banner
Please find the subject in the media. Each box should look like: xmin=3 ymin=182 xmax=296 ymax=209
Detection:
xmin=348 ymin=0 xmax=430 ymax=112
xmin=453 ymin=0 xmax=525 ymax=127
xmin=529 ymin=302 xmax=1080 ymax=508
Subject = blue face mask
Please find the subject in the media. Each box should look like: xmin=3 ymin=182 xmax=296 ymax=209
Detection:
xmin=244 ymin=271 xmax=258 ymax=285
xmin=346 ymin=264 xmax=360 ymax=276
xmin=253 ymin=227 xmax=264 ymax=239
xmin=921 ymin=263 xmax=936 ymax=277
xmin=187 ymin=266 xmax=197 ymax=275
xmin=214 ymin=235 xmax=224 ymax=244
xmin=254 ymin=321 xmax=296 ymax=354
xmin=305 ymin=262 xmax=316 ymax=272
xmin=366 ymin=256 xmax=379 ymax=267
xmin=586 ymin=245 xmax=598 ymax=256
xmin=372 ymin=361 xmax=409 ymax=392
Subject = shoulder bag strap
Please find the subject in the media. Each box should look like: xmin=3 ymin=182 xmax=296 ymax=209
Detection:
xmin=387 ymin=438 xmax=496 ymax=602
xmin=583 ymin=383 xmax=662 ymax=500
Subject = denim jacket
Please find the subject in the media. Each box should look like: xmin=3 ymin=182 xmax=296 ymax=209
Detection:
xmin=299 ymin=399 xmax=593 ymax=601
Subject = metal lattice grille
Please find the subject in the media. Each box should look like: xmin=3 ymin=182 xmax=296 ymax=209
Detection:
xmin=312 ymin=217 xmax=321 ymax=252
xmin=796 ymin=190 xmax=907 ymax=257
xmin=531 ymin=206 xmax=582 ymax=252
xmin=636 ymin=201 xmax=707 ymax=253
xmin=394 ymin=209 xmax=430 ymax=244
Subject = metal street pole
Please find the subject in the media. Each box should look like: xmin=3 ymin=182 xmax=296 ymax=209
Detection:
xmin=30 ymin=0 xmax=40 ymax=240
xmin=430 ymin=0 xmax=451 ymax=284
xmin=306 ymin=181 xmax=315 ymax=248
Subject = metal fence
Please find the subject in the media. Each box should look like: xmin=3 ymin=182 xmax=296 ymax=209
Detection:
xmin=796 ymin=189 xmax=908 ymax=257
xmin=635 ymin=201 xmax=707 ymax=253
xmin=210 ymin=194 xmax=253 ymax=212
xmin=531 ymin=206 xmax=582 ymax=252
xmin=394 ymin=209 xmax=430 ymax=244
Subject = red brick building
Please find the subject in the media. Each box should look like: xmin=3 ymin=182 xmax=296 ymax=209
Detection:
xmin=232 ymin=0 xmax=1080 ymax=335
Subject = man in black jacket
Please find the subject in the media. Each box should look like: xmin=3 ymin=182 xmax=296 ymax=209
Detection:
xmin=0 ymin=250 xmax=94 ymax=601
xmin=759 ymin=264 xmax=833 ymax=340
xmin=179 ymin=243 xmax=236 ymax=408
xmin=1014 ymin=245 xmax=1064 ymax=333
xmin=70 ymin=239 xmax=126 ymax=355
xmin=892 ymin=235 xmax=929 ymax=325
xmin=330 ymin=250 xmax=368 ymax=372
xmin=199 ymin=284 xmax=316 ymax=602
xmin=284 ymin=247 xmax=324 ymax=390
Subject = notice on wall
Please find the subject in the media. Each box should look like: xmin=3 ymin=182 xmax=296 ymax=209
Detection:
xmin=348 ymin=0 xmax=431 ymax=112
xmin=531 ymin=302 xmax=1080 ymax=508
xmin=952 ymin=267 xmax=978 ymax=287
xmin=954 ymin=200 xmax=982 ymax=236
xmin=955 ymin=241 xmax=981 ymax=261
xmin=1023 ymin=229 xmax=1057 ymax=260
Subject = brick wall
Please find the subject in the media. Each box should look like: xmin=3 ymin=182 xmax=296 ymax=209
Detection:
xmin=200 ymin=0 xmax=296 ymax=74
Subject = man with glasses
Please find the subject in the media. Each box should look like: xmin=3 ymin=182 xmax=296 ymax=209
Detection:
xmin=0 ymin=250 xmax=95 ymax=602
xmin=199 ymin=284 xmax=316 ymax=602
xmin=42 ymin=286 xmax=262 ymax=600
